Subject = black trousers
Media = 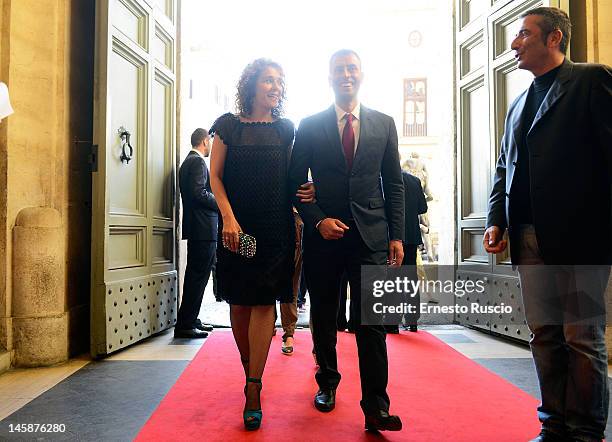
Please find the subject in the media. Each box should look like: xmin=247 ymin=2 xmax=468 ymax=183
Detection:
xmin=176 ymin=240 xmax=216 ymax=329
xmin=304 ymin=224 xmax=390 ymax=414
xmin=402 ymin=244 xmax=420 ymax=326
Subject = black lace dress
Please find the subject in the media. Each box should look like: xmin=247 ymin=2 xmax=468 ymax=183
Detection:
xmin=210 ymin=113 xmax=295 ymax=305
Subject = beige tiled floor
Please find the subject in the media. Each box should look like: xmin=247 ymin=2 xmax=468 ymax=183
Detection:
xmin=428 ymin=328 xmax=532 ymax=359
xmin=106 ymin=329 xmax=207 ymax=361
xmin=0 ymin=357 xmax=90 ymax=420
xmin=0 ymin=329 xmax=213 ymax=420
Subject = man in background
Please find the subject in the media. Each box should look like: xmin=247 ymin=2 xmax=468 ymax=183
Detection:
xmin=399 ymin=170 xmax=427 ymax=333
xmin=175 ymin=128 xmax=218 ymax=338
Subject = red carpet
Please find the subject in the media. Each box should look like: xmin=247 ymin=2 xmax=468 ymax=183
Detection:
xmin=136 ymin=330 xmax=540 ymax=441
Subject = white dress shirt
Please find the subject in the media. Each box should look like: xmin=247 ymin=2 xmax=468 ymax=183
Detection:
xmin=334 ymin=102 xmax=361 ymax=155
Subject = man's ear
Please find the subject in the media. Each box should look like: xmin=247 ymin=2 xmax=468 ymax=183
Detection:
xmin=328 ymin=74 xmax=333 ymax=87
xmin=548 ymin=29 xmax=563 ymax=50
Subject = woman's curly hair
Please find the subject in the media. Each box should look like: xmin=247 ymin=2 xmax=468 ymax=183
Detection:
xmin=235 ymin=58 xmax=286 ymax=119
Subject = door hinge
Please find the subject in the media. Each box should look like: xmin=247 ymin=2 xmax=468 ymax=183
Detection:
xmin=74 ymin=137 xmax=98 ymax=172
xmin=89 ymin=144 xmax=99 ymax=172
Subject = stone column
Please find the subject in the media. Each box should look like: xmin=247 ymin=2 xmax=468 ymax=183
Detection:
xmin=12 ymin=207 xmax=67 ymax=367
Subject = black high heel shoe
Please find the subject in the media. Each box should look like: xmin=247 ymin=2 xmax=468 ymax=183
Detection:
xmin=243 ymin=377 xmax=262 ymax=431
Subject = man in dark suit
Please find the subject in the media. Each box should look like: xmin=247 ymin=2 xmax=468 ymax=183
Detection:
xmin=483 ymin=7 xmax=611 ymax=442
xmin=398 ymin=171 xmax=427 ymax=333
xmin=289 ymin=49 xmax=405 ymax=432
xmin=175 ymin=128 xmax=218 ymax=339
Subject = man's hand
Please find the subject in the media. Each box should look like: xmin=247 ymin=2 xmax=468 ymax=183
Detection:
xmin=296 ymin=182 xmax=316 ymax=203
xmin=483 ymin=226 xmax=507 ymax=254
xmin=317 ymin=218 xmax=349 ymax=240
xmin=388 ymin=240 xmax=404 ymax=267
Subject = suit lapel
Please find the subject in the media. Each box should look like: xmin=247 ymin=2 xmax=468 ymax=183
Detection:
xmin=322 ymin=105 xmax=347 ymax=170
xmin=510 ymin=92 xmax=528 ymax=150
xmin=529 ymin=59 xmax=572 ymax=134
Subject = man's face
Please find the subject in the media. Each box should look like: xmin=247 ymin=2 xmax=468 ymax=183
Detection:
xmin=511 ymin=15 xmax=552 ymax=73
xmin=329 ymin=54 xmax=362 ymax=102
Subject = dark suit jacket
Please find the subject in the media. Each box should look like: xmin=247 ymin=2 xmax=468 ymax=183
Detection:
xmin=179 ymin=151 xmax=218 ymax=241
xmin=486 ymin=59 xmax=612 ymax=264
xmin=289 ymin=105 xmax=405 ymax=252
xmin=402 ymin=171 xmax=427 ymax=246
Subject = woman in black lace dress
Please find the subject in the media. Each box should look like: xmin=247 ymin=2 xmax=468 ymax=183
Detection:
xmin=209 ymin=59 xmax=312 ymax=430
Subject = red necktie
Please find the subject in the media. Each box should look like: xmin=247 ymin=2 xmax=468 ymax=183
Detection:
xmin=342 ymin=113 xmax=355 ymax=170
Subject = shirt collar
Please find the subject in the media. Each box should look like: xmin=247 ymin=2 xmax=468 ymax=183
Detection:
xmin=190 ymin=148 xmax=206 ymax=160
xmin=334 ymin=102 xmax=361 ymax=123
xmin=533 ymin=64 xmax=562 ymax=92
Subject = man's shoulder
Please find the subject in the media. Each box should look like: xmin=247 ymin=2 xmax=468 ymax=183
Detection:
xmin=303 ymin=108 xmax=330 ymax=123
xmin=571 ymin=61 xmax=611 ymax=74
xmin=570 ymin=62 xmax=611 ymax=86
xmin=181 ymin=151 xmax=206 ymax=169
xmin=402 ymin=170 xmax=418 ymax=182
xmin=296 ymin=108 xmax=331 ymax=131
xmin=402 ymin=171 xmax=421 ymax=188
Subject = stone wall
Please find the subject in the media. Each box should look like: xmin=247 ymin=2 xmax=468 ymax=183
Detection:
xmin=0 ymin=0 xmax=94 ymax=367
xmin=0 ymin=0 xmax=10 ymax=354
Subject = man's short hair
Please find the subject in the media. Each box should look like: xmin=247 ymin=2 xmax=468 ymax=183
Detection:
xmin=521 ymin=6 xmax=571 ymax=54
xmin=191 ymin=128 xmax=208 ymax=148
xmin=329 ymin=49 xmax=361 ymax=70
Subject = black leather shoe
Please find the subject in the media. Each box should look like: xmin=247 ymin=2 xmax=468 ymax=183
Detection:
xmin=364 ymin=410 xmax=403 ymax=432
xmin=409 ymin=325 xmax=417 ymax=332
xmin=528 ymin=430 xmax=570 ymax=442
xmin=385 ymin=326 xmax=400 ymax=334
xmin=174 ymin=328 xmax=208 ymax=338
xmin=314 ymin=389 xmax=336 ymax=412
xmin=194 ymin=319 xmax=213 ymax=332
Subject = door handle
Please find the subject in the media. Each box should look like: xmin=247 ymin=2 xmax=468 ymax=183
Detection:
xmin=118 ymin=126 xmax=133 ymax=164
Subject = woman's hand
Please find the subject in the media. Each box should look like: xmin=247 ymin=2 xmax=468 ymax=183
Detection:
xmin=222 ymin=216 xmax=242 ymax=253
xmin=296 ymin=181 xmax=316 ymax=203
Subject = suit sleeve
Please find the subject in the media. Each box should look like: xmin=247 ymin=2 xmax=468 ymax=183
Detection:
xmin=381 ymin=117 xmax=405 ymax=241
xmin=288 ymin=119 xmax=327 ymax=231
xmin=590 ymin=64 xmax=612 ymax=185
xmin=190 ymin=159 xmax=217 ymax=210
xmin=416 ymin=178 xmax=427 ymax=215
xmin=486 ymin=126 xmax=509 ymax=231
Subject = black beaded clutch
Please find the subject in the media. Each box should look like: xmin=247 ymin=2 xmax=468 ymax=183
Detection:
xmin=223 ymin=232 xmax=256 ymax=258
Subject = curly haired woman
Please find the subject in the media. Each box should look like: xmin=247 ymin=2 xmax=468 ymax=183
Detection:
xmin=209 ymin=58 xmax=313 ymax=431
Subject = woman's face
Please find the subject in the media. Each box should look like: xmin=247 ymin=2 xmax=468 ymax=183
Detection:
xmin=252 ymin=66 xmax=284 ymax=114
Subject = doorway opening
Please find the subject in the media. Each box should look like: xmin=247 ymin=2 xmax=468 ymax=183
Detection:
xmin=178 ymin=0 xmax=456 ymax=327
xmin=179 ymin=0 xmax=456 ymax=262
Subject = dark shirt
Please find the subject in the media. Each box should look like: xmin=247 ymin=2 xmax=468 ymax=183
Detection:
xmin=510 ymin=64 xmax=561 ymax=225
